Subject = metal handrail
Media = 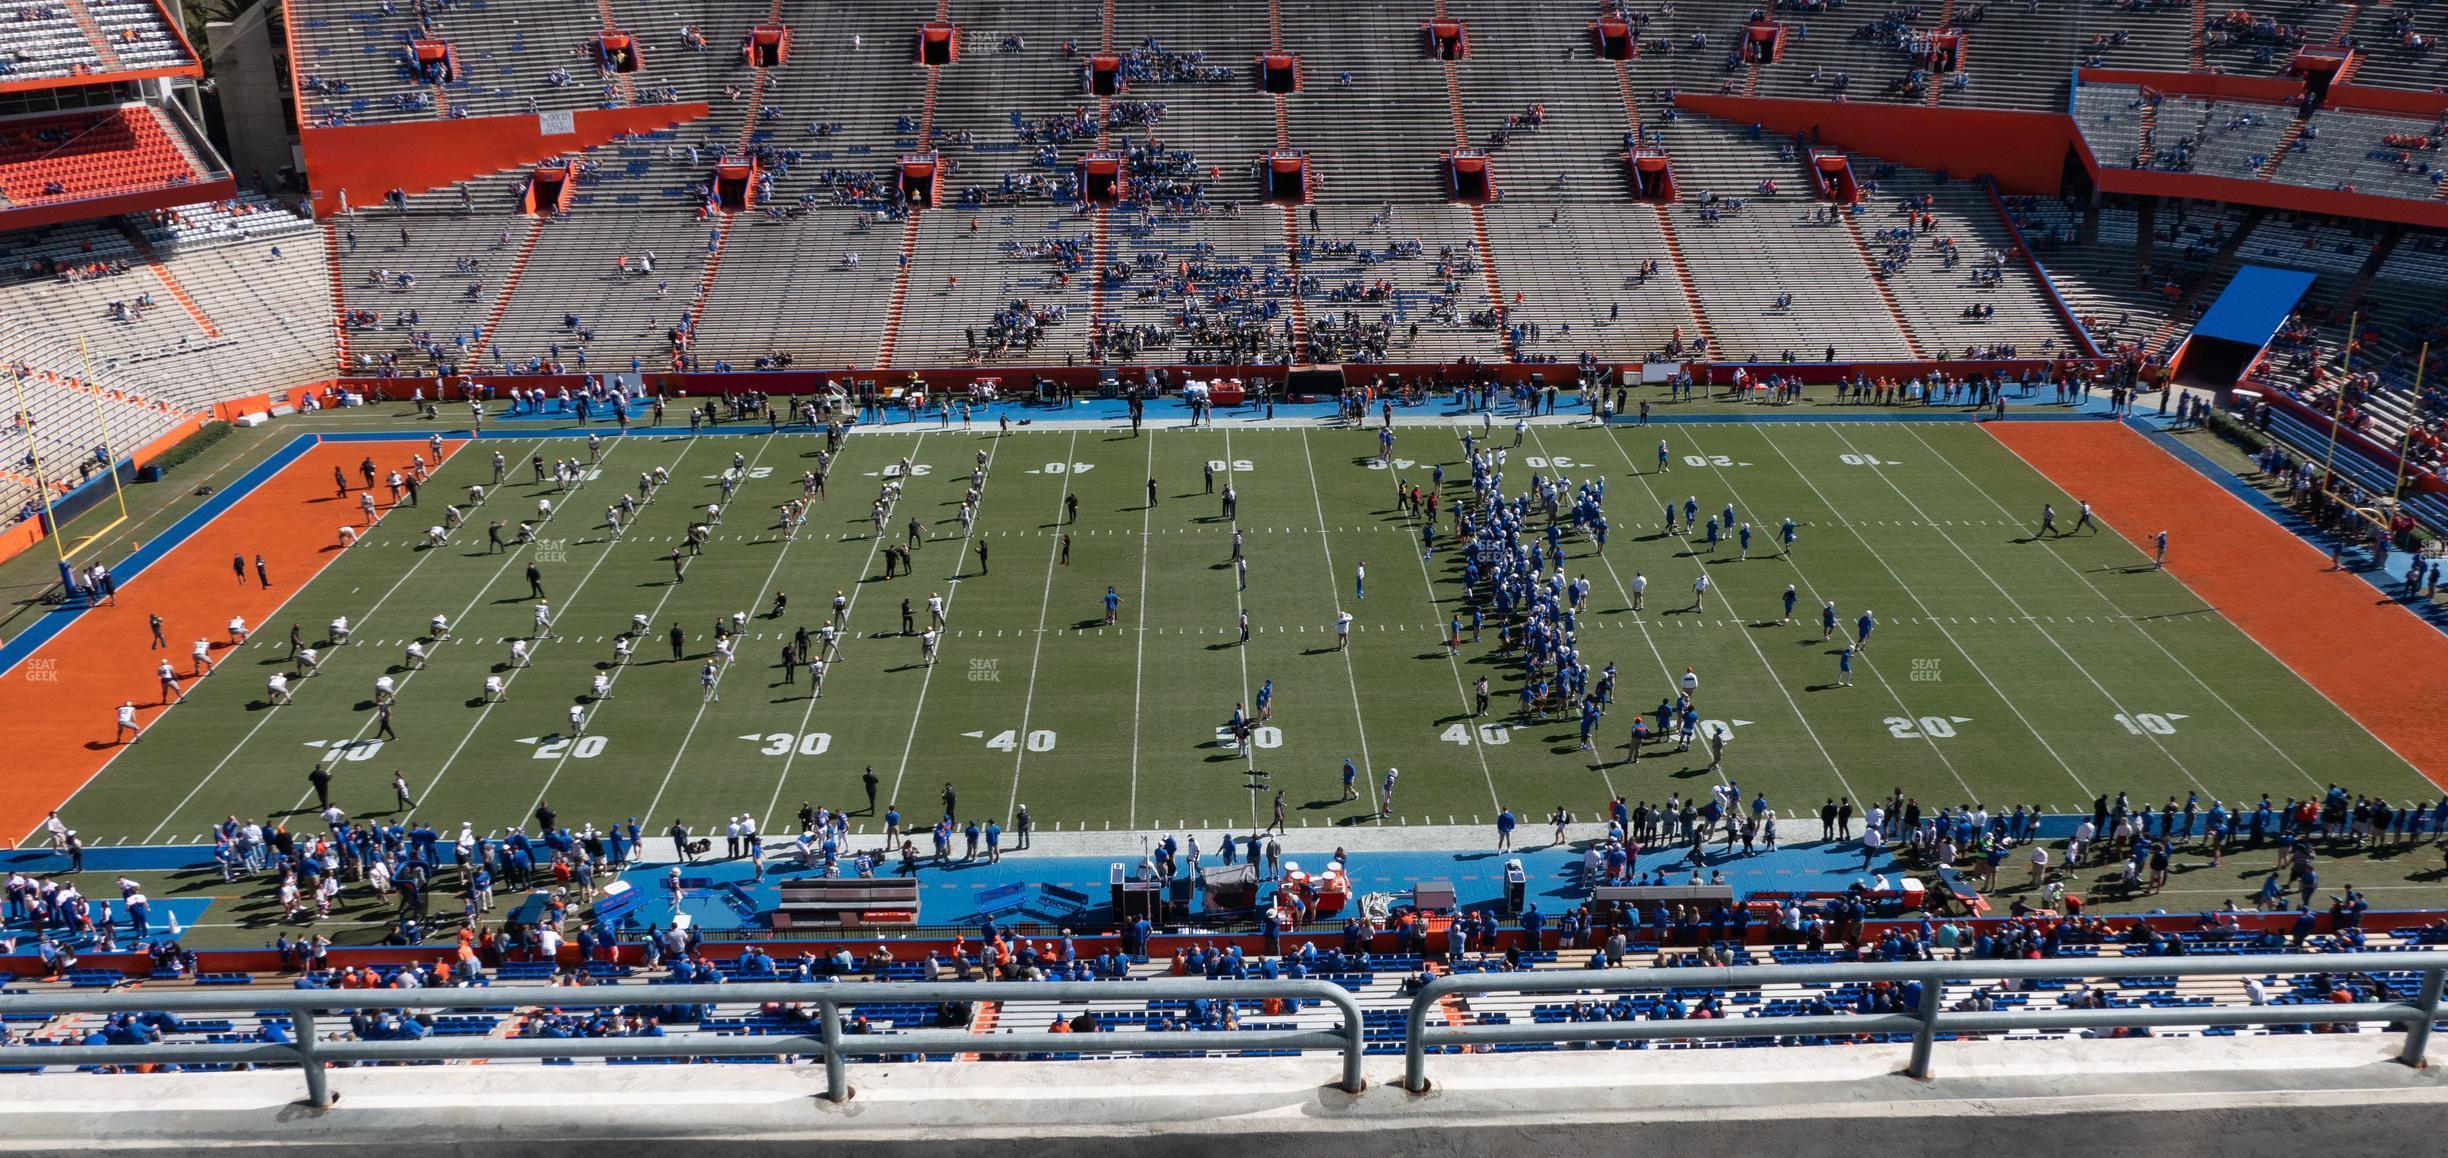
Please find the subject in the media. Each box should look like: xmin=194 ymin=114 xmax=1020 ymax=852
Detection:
xmin=1400 ymin=950 xmax=2448 ymax=1092
xmin=0 ymin=976 xmax=1368 ymax=1105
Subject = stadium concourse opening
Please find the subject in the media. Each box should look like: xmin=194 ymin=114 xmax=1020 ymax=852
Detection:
xmin=6 ymin=0 xmax=2448 ymax=1147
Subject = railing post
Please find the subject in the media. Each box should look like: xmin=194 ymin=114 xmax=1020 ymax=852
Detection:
xmin=1401 ymin=984 xmax=1437 ymax=1094
xmin=2399 ymin=966 xmax=2446 ymax=1068
xmin=291 ymin=1007 xmax=332 ymax=1108
xmin=1324 ymin=985 xmax=1366 ymax=1094
xmin=1906 ymin=972 xmax=1943 ymax=1079
xmin=817 ymin=999 xmax=849 ymax=1101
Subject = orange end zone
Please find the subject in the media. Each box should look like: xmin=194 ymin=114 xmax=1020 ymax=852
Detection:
xmin=0 ymin=438 xmax=464 ymax=842
xmin=1986 ymin=421 xmax=2448 ymax=789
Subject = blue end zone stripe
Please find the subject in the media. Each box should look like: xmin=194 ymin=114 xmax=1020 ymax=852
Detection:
xmin=0 ymin=434 xmax=321 ymax=678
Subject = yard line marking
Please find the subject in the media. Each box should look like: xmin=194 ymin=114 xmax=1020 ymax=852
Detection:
xmin=1128 ymin=431 xmax=1156 ymax=828
xmin=1369 ymin=434 xmax=1502 ymax=813
xmin=1004 ymin=431 xmax=1081 ymax=824
xmin=541 ymin=434 xmax=796 ymax=825
xmin=416 ymin=434 xmax=725 ymax=824
xmin=1295 ymin=428 xmax=1385 ymax=817
xmin=1643 ymin=427 xmax=1983 ymax=802
xmin=1214 ymin=428 xmax=1264 ymax=828
xmin=136 ymin=437 xmax=550 ymax=844
xmin=1754 ymin=425 xmax=2094 ymax=799
xmin=1826 ymin=424 xmax=2211 ymax=796
xmin=1923 ymin=425 xmax=2323 ymax=791
xmin=886 ymin=432 xmax=1004 ymax=811
xmin=749 ymin=433 xmax=920 ymax=832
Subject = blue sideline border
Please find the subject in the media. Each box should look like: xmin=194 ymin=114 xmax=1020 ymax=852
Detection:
xmin=2122 ymin=416 xmax=2448 ymax=636
xmin=0 ymin=435 xmax=323 ymax=679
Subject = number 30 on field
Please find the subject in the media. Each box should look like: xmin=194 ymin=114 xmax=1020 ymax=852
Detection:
xmin=742 ymin=732 xmax=831 ymax=756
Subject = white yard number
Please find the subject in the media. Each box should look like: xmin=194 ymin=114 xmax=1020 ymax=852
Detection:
xmin=750 ymin=732 xmax=832 ymax=756
xmin=1205 ymin=460 xmax=1255 ymax=472
xmin=1682 ymin=454 xmax=1734 ymax=468
xmin=986 ymin=729 xmax=1057 ymax=752
xmin=1839 ymin=454 xmax=1897 ymax=466
xmin=1041 ymin=462 xmax=1096 ymax=474
xmin=1522 ymin=456 xmax=1579 ymax=470
xmin=1440 ymin=723 xmax=1511 ymax=745
xmin=745 ymin=466 xmax=773 ymax=479
xmin=2113 ymin=713 xmax=2181 ymax=735
xmin=1885 ymin=716 xmax=1957 ymax=740
xmin=882 ymin=463 xmax=933 ymax=477
xmin=1216 ymin=725 xmax=1284 ymax=748
xmin=315 ymin=739 xmax=384 ymax=762
xmin=534 ymin=736 xmax=609 ymax=759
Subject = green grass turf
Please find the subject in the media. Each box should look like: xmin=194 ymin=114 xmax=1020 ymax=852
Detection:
xmin=47 ymin=419 xmax=2437 ymax=849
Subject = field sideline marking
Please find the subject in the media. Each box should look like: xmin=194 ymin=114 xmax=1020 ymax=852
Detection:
xmin=1938 ymin=425 xmax=2329 ymax=792
xmin=885 ymin=432 xmax=1005 ymax=811
xmin=1295 ymin=427 xmax=1384 ymax=817
xmin=1004 ymin=431 xmax=1082 ymax=825
xmin=758 ymin=433 xmax=926 ymax=833
xmin=130 ymin=436 xmax=532 ymax=844
xmin=1751 ymin=425 xmax=2101 ymax=799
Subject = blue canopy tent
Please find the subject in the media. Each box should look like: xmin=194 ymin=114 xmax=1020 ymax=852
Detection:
xmin=2170 ymin=265 xmax=2316 ymax=388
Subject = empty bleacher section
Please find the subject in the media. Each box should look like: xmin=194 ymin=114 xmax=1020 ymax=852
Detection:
xmin=0 ymin=315 xmax=189 ymax=524
xmin=1479 ymin=200 xmax=1699 ymax=363
xmin=0 ymin=0 xmax=195 ymax=85
xmin=243 ymin=0 xmax=2258 ymax=379
xmin=1859 ymin=172 xmax=2075 ymax=358
xmin=0 ymin=104 xmax=219 ymax=214
xmin=896 ymin=203 xmax=1095 ymax=368
xmin=2281 ymin=108 xmax=2446 ymax=200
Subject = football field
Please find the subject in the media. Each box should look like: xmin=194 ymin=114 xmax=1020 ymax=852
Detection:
xmin=48 ymin=416 xmax=2435 ymax=847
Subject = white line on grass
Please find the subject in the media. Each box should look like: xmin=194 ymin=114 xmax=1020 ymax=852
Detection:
xmin=757 ymin=433 xmax=929 ymax=832
xmin=1217 ymin=428 xmax=1262 ymax=828
xmin=1819 ymin=424 xmax=2215 ymax=797
xmin=1351 ymin=428 xmax=1502 ymax=813
xmin=1127 ymin=431 xmax=1156 ymax=827
xmin=291 ymin=440 xmax=679 ymax=822
xmin=1003 ymin=431 xmax=1080 ymax=824
xmin=1599 ymin=426 xmax=1920 ymax=804
xmin=631 ymin=433 xmax=821 ymax=826
xmin=131 ymin=437 xmax=547 ymax=844
xmin=1932 ymin=425 xmax=2329 ymax=791
xmin=401 ymin=434 xmax=724 ymax=824
xmin=1751 ymin=425 xmax=2098 ymax=799
xmin=884 ymin=432 xmax=1004 ymax=811
xmin=530 ymin=435 xmax=794 ymax=823
xmin=1295 ymin=428 xmax=1384 ymax=817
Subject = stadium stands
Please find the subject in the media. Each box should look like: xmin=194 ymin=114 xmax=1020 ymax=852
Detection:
xmin=0 ymin=104 xmax=216 ymax=213
xmin=0 ymin=919 xmax=2441 ymax=1081
xmin=0 ymin=0 xmax=2442 ymax=538
xmin=0 ymin=0 xmax=193 ymax=85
